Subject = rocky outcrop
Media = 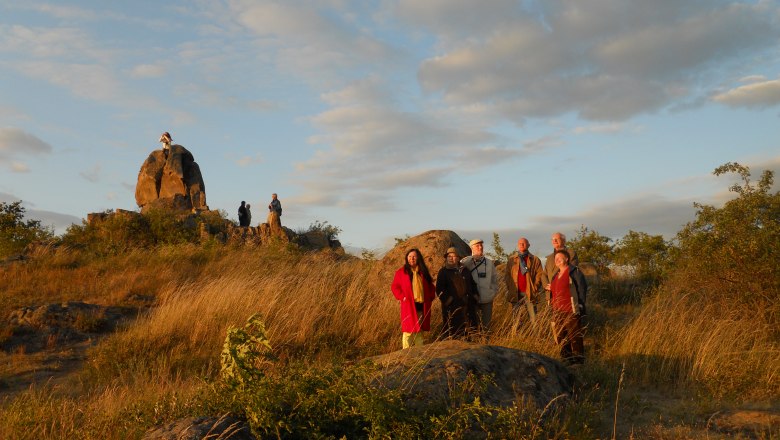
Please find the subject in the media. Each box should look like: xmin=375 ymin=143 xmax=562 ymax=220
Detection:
xmin=371 ymin=230 xmax=471 ymax=287
xmin=142 ymin=415 xmax=253 ymax=440
xmin=368 ymin=340 xmax=573 ymax=412
xmin=4 ymin=302 xmax=131 ymax=352
xmin=135 ymin=145 xmax=208 ymax=213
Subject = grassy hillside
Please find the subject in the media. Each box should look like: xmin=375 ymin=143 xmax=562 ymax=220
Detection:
xmin=0 ymin=163 xmax=777 ymax=438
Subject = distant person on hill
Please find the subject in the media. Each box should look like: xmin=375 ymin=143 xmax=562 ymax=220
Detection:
xmin=158 ymin=132 xmax=172 ymax=156
xmin=268 ymin=193 xmax=282 ymax=217
xmin=504 ymin=237 xmax=543 ymax=325
xmin=391 ymin=248 xmax=435 ymax=349
xmin=435 ymin=247 xmax=478 ymax=339
xmin=245 ymin=204 xmax=252 ymax=227
xmin=542 ymin=232 xmax=579 ymax=305
xmin=549 ymin=249 xmax=587 ymax=365
xmin=238 ymin=201 xmax=248 ymax=227
xmin=460 ymin=239 xmax=498 ymax=336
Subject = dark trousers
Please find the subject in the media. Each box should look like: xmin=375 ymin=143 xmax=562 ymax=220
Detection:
xmin=441 ymin=303 xmax=467 ymax=339
xmin=551 ymin=311 xmax=585 ymax=364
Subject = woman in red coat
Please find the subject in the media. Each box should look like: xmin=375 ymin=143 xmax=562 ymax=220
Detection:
xmin=391 ymin=248 xmax=436 ymax=349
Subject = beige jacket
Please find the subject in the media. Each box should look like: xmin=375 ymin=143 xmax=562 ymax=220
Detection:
xmin=504 ymin=252 xmax=543 ymax=304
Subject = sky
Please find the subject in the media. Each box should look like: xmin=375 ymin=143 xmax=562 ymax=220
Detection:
xmin=1 ymin=0 xmax=779 ymax=255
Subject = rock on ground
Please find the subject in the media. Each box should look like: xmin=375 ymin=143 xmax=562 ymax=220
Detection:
xmin=135 ymin=145 xmax=208 ymax=213
xmin=367 ymin=340 xmax=573 ymax=412
xmin=142 ymin=415 xmax=253 ymax=440
xmin=371 ymin=230 xmax=471 ymax=288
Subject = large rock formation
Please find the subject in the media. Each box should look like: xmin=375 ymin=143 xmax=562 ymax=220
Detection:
xmin=135 ymin=145 xmax=208 ymax=213
xmin=371 ymin=230 xmax=471 ymax=287
xmin=369 ymin=340 xmax=573 ymax=412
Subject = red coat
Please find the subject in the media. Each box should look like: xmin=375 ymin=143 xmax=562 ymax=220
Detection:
xmin=391 ymin=266 xmax=435 ymax=333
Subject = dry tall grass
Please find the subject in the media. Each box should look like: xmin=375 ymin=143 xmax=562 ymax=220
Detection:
xmin=609 ymin=289 xmax=779 ymax=399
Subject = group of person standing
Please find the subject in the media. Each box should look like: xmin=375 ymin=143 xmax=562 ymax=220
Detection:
xmin=390 ymin=232 xmax=588 ymax=365
xmin=237 ymin=193 xmax=283 ymax=227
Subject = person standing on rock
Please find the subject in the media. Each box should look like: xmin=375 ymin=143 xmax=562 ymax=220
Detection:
xmin=391 ymin=248 xmax=435 ymax=349
xmin=504 ymin=237 xmax=543 ymax=326
xmin=238 ymin=201 xmax=248 ymax=227
xmin=159 ymin=132 xmax=172 ymax=156
xmin=268 ymin=193 xmax=282 ymax=217
xmin=542 ymin=232 xmax=579 ymax=306
xmin=245 ymin=204 xmax=252 ymax=227
xmin=461 ymin=239 xmax=498 ymax=336
xmin=435 ymin=247 xmax=478 ymax=339
xmin=549 ymin=249 xmax=588 ymax=365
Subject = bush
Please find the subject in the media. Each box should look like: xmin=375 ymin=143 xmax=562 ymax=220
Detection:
xmin=673 ymin=162 xmax=779 ymax=310
xmin=0 ymin=201 xmax=54 ymax=258
xmin=613 ymin=230 xmax=671 ymax=282
xmin=60 ymin=208 xmax=229 ymax=255
xmin=567 ymin=225 xmax=613 ymax=275
xmin=219 ymin=315 xmax=597 ymax=439
xmin=611 ymin=162 xmax=780 ymax=399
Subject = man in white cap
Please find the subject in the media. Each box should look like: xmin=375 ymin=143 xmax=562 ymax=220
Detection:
xmin=460 ymin=238 xmax=498 ymax=335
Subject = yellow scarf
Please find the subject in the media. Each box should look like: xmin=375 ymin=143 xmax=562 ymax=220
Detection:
xmin=412 ymin=267 xmax=424 ymax=303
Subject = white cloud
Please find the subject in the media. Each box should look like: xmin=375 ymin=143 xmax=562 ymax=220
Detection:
xmin=27 ymin=4 xmax=99 ymax=21
xmin=130 ymin=63 xmax=168 ymax=78
xmin=236 ymin=153 xmax=264 ymax=167
xmin=295 ymin=78 xmax=524 ymax=211
xmin=0 ymin=128 xmax=53 ymax=162
xmin=217 ymin=0 xmax=402 ymax=83
xmin=0 ymin=24 xmax=111 ymax=61
xmin=573 ymin=123 xmax=624 ymax=135
xmin=15 ymin=61 xmax=123 ymax=102
xmin=10 ymin=161 xmax=30 ymax=173
xmin=713 ymin=78 xmax=780 ymax=108
xmin=410 ymin=0 xmax=780 ymax=121
xmin=79 ymin=163 xmax=101 ymax=183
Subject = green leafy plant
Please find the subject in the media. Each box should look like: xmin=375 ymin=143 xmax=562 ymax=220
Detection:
xmin=486 ymin=232 xmax=508 ymax=264
xmin=567 ymin=225 xmax=614 ymax=275
xmin=613 ymin=230 xmax=670 ymax=281
xmin=220 ymin=313 xmax=276 ymax=390
xmin=0 ymin=200 xmax=54 ymax=258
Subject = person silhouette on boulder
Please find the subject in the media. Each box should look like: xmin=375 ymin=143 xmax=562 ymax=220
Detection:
xmin=159 ymin=132 xmax=172 ymax=157
xmin=238 ymin=201 xmax=248 ymax=227
xmin=268 ymin=193 xmax=282 ymax=217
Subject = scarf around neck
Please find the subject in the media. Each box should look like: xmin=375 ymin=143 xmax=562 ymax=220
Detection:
xmin=518 ymin=251 xmax=529 ymax=274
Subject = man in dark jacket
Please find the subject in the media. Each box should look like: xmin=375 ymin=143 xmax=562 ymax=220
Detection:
xmin=435 ymin=247 xmax=479 ymax=339
xmin=268 ymin=193 xmax=282 ymax=217
xmin=238 ymin=201 xmax=248 ymax=227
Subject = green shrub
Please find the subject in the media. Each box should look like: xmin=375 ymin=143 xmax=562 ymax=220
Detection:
xmin=218 ymin=315 xmax=597 ymax=439
xmin=0 ymin=201 xmax=54 ymax=258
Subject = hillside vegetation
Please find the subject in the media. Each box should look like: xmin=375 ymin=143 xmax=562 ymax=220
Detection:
xmin=0 ymin=162 xmax=778 ymax=439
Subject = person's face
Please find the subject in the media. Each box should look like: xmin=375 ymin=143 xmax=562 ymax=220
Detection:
xmin=407 ymin=251 xmax=418 ymax=267
xmin=446 ymin=253 xmax=458 ymax=265
xmin=272 ymin=194 xmax=277 ymax=200
xmin=551 ymin=234 xmax=564 ymax=250
xmin=517 ymin=239 xmax=528 ymax=253
xmin=471 ymin=243 xmax=483 ymax=257
xmin=554 ymin=252 xmax=568 ymax=269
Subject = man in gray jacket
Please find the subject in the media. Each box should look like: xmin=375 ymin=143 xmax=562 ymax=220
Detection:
xmin=461 ymin=239 xmax=498 ymax=335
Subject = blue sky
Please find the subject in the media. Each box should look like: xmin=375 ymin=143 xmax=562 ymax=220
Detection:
xmin=1 ymin=0 xmax=779 ymax=254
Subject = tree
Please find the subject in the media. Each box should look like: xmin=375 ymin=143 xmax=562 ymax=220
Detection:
xmin=613 ymin=230 xmax=670 ymax=280
xmin=674 ymin=162 xmax=779 ymax=305
xmin=0 ymin=201 xmax=54 ymax=257
xmin=486 ymin=232 xmax=508 ymax=264
xmin=567 ymin=225 xmax=613 ymax=275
